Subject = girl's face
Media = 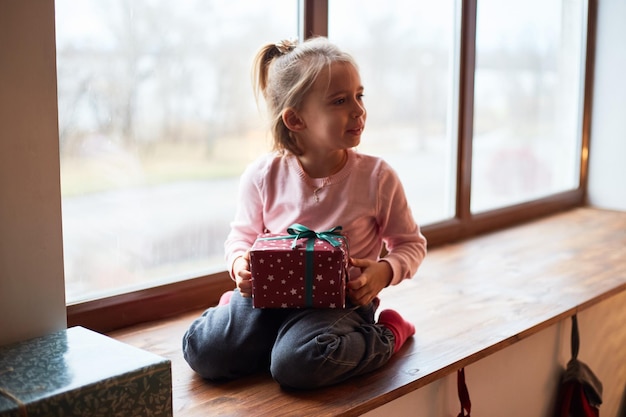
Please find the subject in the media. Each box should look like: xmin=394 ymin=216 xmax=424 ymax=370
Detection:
xmin=295 ymin=62 xmax=366 ymax=155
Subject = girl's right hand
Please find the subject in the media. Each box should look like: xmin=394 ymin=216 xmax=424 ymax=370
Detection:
xmin=233 ymin=251 xmax=252 ymax=297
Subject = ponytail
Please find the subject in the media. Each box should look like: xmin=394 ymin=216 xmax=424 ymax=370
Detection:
xmin=252 ymin=44 xmax=282 ymax=103
xmin=252 ymin=39 xmax=297 ymax=103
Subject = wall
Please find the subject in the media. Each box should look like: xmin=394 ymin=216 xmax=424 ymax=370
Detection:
xmin=365 ymin=290 xmax=626 ymax=417
xmin=587 ymin=0 xmax=626 ymax=210
xmin=0 ymin=0 xmax=66 ymax=345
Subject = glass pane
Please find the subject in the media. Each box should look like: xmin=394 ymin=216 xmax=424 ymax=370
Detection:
xmin=328 ymin=0 xmax=459 ymax=225
xmin=56 ymin=0 xmax=298 ymax=303
xmin=471 ymin=0 xmax=587 ymax=212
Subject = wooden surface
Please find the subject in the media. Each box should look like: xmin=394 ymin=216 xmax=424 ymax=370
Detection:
xmin=110 ymin=207 xmax=626 ymax=417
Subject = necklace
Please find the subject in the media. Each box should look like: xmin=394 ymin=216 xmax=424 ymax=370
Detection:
xmin=311 ymin=150 xmax=348 ymax=203
xmin=313 ymin=178 xmax=329 ymax=203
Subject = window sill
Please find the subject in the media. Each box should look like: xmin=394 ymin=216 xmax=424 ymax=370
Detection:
xmin=109 ymin=206 xmax=626 ymax=416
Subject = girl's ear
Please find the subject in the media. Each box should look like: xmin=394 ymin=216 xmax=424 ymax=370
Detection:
xmin=282 ymin=108 xmax=305 ymax=132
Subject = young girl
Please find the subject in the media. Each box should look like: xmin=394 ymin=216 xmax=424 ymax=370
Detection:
xmin=182 ymin=37 xmax=427 ymax=389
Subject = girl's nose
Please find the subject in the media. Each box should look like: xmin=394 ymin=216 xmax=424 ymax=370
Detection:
xmin=352 ymin=101 xmax=365 ymax=118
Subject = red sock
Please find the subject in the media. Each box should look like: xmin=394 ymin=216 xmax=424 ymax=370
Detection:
xmin=378 ymin=309 xmax=415 ymax=353
xmin=218 ymin=290 xmax=234 ymax=306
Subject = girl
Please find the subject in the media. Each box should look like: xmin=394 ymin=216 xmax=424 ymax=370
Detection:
xmin=182 ymin=37 xmax=427 ymax=389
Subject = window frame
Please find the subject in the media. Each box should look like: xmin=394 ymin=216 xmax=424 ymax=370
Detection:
xmin=66 ymin=0 xmax=597 ymax=332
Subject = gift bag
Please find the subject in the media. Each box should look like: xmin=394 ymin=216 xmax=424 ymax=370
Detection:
xmin=554 ymin=315 xmax=603 ymax=417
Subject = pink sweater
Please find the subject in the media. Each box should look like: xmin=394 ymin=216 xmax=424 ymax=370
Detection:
xmin=225 ymin=149 xmax=427 ymax=285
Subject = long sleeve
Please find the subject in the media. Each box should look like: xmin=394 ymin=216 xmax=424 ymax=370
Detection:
xmin=223 ymin=157 xmax=267 ymax=277
xmin=374 ymin=162 xmax=427 ymax=285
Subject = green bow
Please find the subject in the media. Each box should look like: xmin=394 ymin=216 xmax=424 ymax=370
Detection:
xmin=285 ymin=224 xmax=345 ymax=249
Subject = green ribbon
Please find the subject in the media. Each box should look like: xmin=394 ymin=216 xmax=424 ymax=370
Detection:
xmin=285 ymin=224 xmax=345 ymax=248
xmin=258 ymin=224 xmax=347 ymax=307
xmin=303 ymin=237 xmax=315 ymax=306
xmin=259 ymin=224 xmax=346 ymax=249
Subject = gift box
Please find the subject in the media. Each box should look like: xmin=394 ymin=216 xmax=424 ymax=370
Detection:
xmin=250 ymin=224 xmax=349 ymax=308
xmin=0 ymin=326 xmax=172 ymax=417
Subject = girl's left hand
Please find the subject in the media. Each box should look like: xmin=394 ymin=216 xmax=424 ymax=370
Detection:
xmin=347 ymin=258 xmax=392 ymax=306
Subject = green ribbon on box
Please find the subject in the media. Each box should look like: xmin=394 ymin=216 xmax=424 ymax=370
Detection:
xmin=259 ymin=224 xmax=347 ymax=307
xmin=285 ymin=224 xmax=345 ymax=249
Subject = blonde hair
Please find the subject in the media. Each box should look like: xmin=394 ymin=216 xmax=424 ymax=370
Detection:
xmin=252 ymin=37 xmax=358 ymax=155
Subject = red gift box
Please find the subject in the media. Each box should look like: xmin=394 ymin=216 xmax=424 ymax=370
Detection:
xmin=250 ymin=224 xmax=349 ymax=309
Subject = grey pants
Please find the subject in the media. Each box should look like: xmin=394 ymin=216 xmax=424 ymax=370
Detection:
xmin=182 ymin=289 xmax=395 ymax=389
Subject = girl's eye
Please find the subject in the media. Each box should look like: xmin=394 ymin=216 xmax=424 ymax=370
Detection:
xmin=333 ymin=95 xmax=363 ymax=105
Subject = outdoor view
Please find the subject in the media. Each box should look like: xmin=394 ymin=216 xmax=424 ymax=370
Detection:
xmin=56 ymin=0 xmax=587 ymax=303
xmin=56 ymin=0 xmax=298 ymax=302
xmin=471 ymin=0 xmax=586 ymax=211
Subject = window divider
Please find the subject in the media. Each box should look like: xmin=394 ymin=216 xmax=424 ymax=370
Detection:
xmin=303 ymin=0 xmax=328 ymax=38
xmin=580 ymin=0 xmax=597 ymax=204
xmin=456 ymin=0 xmax=477 ymax=224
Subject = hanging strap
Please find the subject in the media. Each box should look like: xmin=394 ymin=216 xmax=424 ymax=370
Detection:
xmin=457 ymin=367 xmax=471 ymax=417
xmin=571 ymin=314 xmax=579 ymax=360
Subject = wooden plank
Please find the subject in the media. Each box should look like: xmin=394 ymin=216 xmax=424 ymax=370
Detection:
xmin=110 ymin=207 xmax=626 ymax=417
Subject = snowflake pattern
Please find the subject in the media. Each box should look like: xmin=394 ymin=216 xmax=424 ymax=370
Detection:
xmin=249 ymin=233 xmax=348 ymax=308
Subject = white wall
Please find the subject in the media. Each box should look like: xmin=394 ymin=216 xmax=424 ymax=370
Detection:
xmin=0 ymin=1 xmax=67 ymax=346
xmin=365 ymin=290 xmax=626 ymax=417
xmin=587 ymin=0 xmax=626 ymax=210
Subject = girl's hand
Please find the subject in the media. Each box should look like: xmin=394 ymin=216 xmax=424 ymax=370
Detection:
xmin=347 ymin=258 xmax=393 ymax=306
xmin=233 ymin=251 xmax=253 ymax=297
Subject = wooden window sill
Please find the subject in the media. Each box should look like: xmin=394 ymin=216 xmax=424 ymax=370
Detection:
xmin=109 ymin=207 xmax=626 ymax=417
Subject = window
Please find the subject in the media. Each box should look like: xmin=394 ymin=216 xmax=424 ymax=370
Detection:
xmin=56 ymin=0 xmax=298 ymax=303
xmin=60 ymin=0 xmax=593 ymax=330
xmin=471 ymin=0 xmax=587 ymax=212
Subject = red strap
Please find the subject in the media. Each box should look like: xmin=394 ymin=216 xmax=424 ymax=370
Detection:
xmin=554 ymin=382 xmax=599 ymax=417
xmin=457 ymin=368 xmax=471 ymax=417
